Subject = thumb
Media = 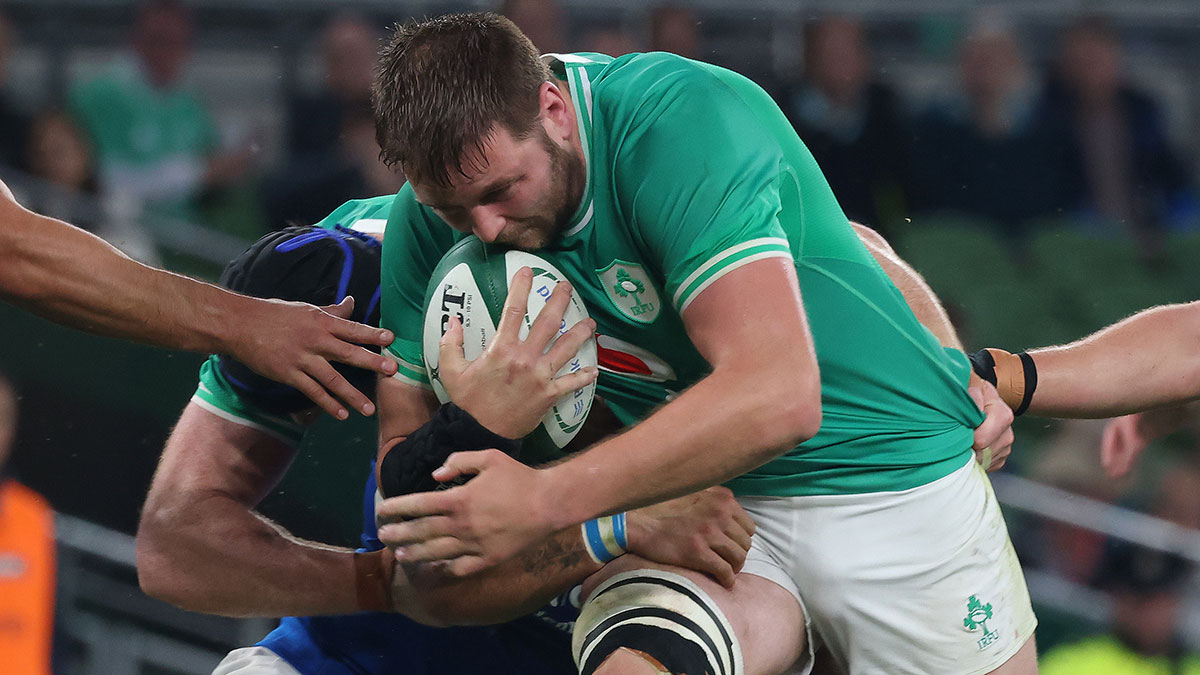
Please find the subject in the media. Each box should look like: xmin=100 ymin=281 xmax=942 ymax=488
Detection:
xmin=432 ymin=450 xmax=493 ymax=482
xmin=325 ymin=296 xmax=356 ymax=319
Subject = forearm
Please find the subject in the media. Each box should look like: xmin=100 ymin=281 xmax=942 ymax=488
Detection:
xmin=1025 ymin=302 xmax=1200 ymax=417
xmin=0 ymin=204 xmax=248 ymax=353
xmin=854 ymin=223 xmax=963 ymax=350
xmin=543 ymin=366 xmax=817 ymax=527
xmin=405 ymin=526 xmax=599 ymax=626
xmin=137 ymin=493 xmax=362 ymax=618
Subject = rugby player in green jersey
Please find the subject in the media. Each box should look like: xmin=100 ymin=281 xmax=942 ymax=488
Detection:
xmin=0 ymin=176 xmax=394 ymax=419
xmin=369 ymin=13 xmax=1026 ymax=675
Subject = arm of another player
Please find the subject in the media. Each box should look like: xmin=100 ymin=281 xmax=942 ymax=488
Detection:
xmin=136 ymin=402 xmax=391 ymax=617
xmin=1020 ymin=302 xmax=1200 ymax=417
xmin=0 ymin=179 xmax=395 ymax=419
xmin=375 ymin=373 xmax=755 ymax=622
xmin=854 ymin=223 xmax=1014 ymax=470
xmin=853 ymin=223 xmax=962 ymax=350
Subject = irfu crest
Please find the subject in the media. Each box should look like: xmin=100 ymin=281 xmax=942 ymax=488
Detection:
xmin=597 ymin=260 xmax=660 ymax=324
xmin=963 ymin=595 xmax=1000 ymax=650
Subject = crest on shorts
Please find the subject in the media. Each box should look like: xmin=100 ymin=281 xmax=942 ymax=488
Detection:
xmin=597 ymin=260 xmax=660 ymax=324
xmin=963 ymin=595 xmax=999 ymax=650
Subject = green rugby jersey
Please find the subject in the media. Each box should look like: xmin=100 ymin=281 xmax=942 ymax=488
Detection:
xmin=380 ymin=53 xmax=984 ymax=496
xmin=192 ymin=195 xmax=393 ymax=437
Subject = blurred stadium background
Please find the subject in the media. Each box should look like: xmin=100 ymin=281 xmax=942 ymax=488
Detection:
xmin=2 ymin=0 xmax=1200 ymax=672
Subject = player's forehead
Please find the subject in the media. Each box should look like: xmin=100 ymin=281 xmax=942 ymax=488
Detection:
xmin=410 ymin=126 xmax=537 ymax=205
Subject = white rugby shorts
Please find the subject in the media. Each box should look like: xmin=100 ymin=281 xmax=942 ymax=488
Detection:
xmin=739 ymin=457 xmax=1037 ymax=675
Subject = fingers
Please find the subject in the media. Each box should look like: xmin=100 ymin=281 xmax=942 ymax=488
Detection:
xmin=709 ymin=533 xmax=749 ymax=573
xmin=291 ymin=372 xmax=350 ymax=420
xmin=496 ymin=267 xmax=533 ymax=343
xmin=724 ymin=517 xmax=753 ymax=553
xmin=550 ymin=367 xmax=600 ymax=398
xmin=320 ymin=297 xmax=395 ymax=348
xmin=306 ymin=359 xmax=375 ymax=416
xmin=375 ymin=490 xmax=457 ymax=524
xmin=326 ymin=338 xmax=398 ymax=377
xmin=377 ymin=514 xmax=457 ymax=545
xmin=430 ymin=449 xmax=501 ymax=483
xmin=438 ymin=315 xmax=468 ymax=376
xmin=393 ymin=537 xmax=480 ymax=563
xmin=544 ymin=318 xmax=597 ymax=372
xmin=526 ymin=280 xmax=575 ymax=349
xmin=695 ymin=549 xmax=737 ymax=589
xmin=971 ymin=389 xmax=1014 ymax=451
xmin=731 ymin=505 xmax=756 ymax=540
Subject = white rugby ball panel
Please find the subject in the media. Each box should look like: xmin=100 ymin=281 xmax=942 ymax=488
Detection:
xmin=422 ymin=261 xmax=498 ymax=404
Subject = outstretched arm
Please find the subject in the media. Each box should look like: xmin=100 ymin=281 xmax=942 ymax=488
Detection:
xmin=853 ymin=225 xmax=1200 ymax=417
xmin=0 ymin=179 xmax=396 ymax=418
xmin=137 ymin=403 xmax=377 ymax=617
xmin=1022 ymin=303 xmax=1200 ymax=417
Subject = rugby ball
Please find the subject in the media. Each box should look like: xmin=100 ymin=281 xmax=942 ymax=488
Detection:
xmin=422 ymin=237 xmax=597 ymax=461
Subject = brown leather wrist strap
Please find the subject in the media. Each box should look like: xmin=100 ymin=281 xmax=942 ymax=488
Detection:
xmin=354 ymin=549 xmax=395 ymax=612
xmin=983 ymin=348 xmax=1038 ymax=416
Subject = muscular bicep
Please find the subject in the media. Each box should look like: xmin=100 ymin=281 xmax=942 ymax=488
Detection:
xmin=147 ymin=403 xmax=298 ymax=510
xmin=682 ymin=256 xmax=816 ymax=376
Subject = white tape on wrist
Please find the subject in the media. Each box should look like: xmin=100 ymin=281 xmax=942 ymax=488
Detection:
xmin=581 ymin=513 xmax=627 ymax=564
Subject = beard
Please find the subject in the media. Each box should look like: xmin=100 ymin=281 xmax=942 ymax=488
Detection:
xmin=495 ymin=129 xmax=586 ymax=251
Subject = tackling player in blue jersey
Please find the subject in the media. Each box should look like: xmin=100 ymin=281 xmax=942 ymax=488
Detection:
xmin=135 ymin=197 xmax=754 ymax=674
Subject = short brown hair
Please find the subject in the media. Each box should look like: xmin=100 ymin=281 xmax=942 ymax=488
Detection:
xmin=373 ymin=12 xmax=550 ymax=188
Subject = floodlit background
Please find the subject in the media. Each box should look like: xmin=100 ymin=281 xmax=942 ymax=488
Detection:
xmin=1 ymin=0 xmax=1199 ymax=672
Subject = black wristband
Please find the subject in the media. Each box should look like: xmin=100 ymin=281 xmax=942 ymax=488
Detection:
xmin=377 ymin=403 xmax=522 ymax=498
xmin=967 ymin=349 xmax=998 ymax=386
xmin=1013 ymin=352 xmax=1038 ymax=417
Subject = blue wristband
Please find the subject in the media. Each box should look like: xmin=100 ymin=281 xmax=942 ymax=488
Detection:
xmin=581 ymin=513 xmax=628 ymax=564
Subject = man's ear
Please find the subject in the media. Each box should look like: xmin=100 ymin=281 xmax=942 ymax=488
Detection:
xmin=539 ymin=80 xmax=574 ymax=142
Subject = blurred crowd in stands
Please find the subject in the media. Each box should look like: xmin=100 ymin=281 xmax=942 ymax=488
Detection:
xmin=1 ymin=1 xmax=1196 ymax=260
xmin=2 ymin=1 xmax=1200 ymax=671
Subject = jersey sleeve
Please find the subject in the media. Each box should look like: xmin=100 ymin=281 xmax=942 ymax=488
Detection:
xmin=379 ymin=186 xmax=460 ymax=389
xmin=191 ymin=356 xmax=306 ymax=446
xmin=609 ymin=55 xmax=796 ymax=313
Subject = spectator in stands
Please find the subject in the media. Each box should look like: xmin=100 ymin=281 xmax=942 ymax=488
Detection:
xmin=68 ymin=0 xmax=253 ymax=228
xmin=781 ymin=14 xmax=911 ymax=233
xmin=0 ymin=11 xmax=30 ymax=171
xmin=0 ymin=372 xmax=56 ymax=675
xmin=1044 ymin=15 xmax=1198 ymax=249
xmin=26 ymin=110 xmax=96 ymax=191
xmin=499 ymin=0 xmax=566 ymax=54
xmin=264 ymin=13 xmax=403 ymax=228
xmin=910 ymin=13 xmax=1075 ymax=236
xmin=25 ymin=108 xmax=159 ymax=261
xmin=25 ymin=110 xmax=98 ymax=225
xmin=649 ymin=4 xmax=700 ymax=59
xmin=1040 ymin=542 xmax=1200 ymax=674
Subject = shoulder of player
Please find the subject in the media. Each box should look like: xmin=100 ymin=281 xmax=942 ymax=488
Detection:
xmin=592 ymin=52 xmax=732 ymax=108
xmin=313 ymin=194 xmax=398 ymax=231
